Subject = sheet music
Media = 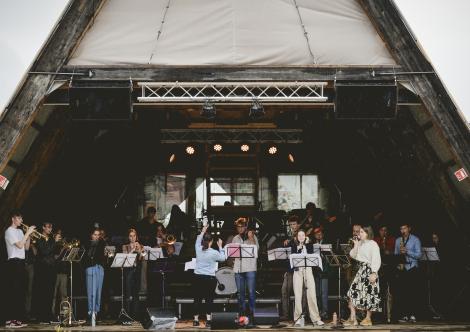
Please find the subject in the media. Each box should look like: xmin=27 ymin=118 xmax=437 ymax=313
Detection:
xmin=184 ymin=258 xmax=196 ymax=271
xmin=225 ymin=243 xmax=258 ymax=259
xmin=145 ymin=247 xmax=164 ymax=260
xmin=313 ymin=244 xmax=332 ymax=254
xmin=420 ymin=247 xmax=440 ymax=261
xmin=267 ymin=247 xmax=291 ymax=261
xmin=289 ymin=253 xmax=323 ymax=270
xmin=111 ymin=253 xmax=137 ymax=268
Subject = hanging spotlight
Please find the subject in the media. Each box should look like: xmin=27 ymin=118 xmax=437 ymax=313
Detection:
xmin=241 ymin=144 xmax=250 ymax=152
xmin=288 ymin=153 xmax=295 ymax=163
xmin=201 ymin=100 xmax=216 ymax=119
xmin=268 ymin=145 xmax=278 ymax=155
xmin=213 ymin=143 xmax=223 ymax=152
xmin=185 ymin=145 xmax=195 ymax=155
xmin=249 ymin=99 xmax=265 ymax=119
xmin=169 ymin=153 xmax=176 ymax=163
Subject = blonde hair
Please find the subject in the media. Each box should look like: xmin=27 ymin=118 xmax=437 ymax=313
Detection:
xmin=362 ymin=225 xmax=374 ymax=240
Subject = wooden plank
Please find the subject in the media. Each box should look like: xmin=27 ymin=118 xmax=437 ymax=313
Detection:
xmin=0 ymin=0 xmax=105 ymax=174
xmin=61 ymin=65 xmax=401 ymax=82
xmin=359 ymin=0 xmax=470 ymax=174
xmin=0 ymin=111 xmax=65 ymax=223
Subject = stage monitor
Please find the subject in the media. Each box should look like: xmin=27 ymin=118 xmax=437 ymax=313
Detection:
xmin=69 ymin=80 xmax=132 ymax=120
xmin=334 ymin=80 xmax=397 ymax=119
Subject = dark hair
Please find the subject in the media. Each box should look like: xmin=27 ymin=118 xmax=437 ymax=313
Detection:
xmin=288 ymin=215 xmax=300 ymax=224
xmin=305 ymin=202 xmax=316 ymax=209
xmin=90 ymin=227 xmax=101 ymax=235
xmin=10 ymin=209 xmax=23 ymax=219
xmin=202 ymin=233 xmax=213 ymax=250
xmin=42 ymin=222 xmax=52 ymax=227
xmin=147 ymin=207 xmax=157 ymax=214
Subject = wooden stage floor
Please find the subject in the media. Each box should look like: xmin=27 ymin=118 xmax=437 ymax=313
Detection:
xmin=1 ymin=320 xmax=469 ymax=331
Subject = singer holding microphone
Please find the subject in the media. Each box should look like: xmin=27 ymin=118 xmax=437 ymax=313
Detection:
xmin=192 ymin=224 xmax=225 ymax=328
xmin=344 ymin=225 xmax=381 ymax=326
xmin=290 ymin=229 xmax=324 ymax=327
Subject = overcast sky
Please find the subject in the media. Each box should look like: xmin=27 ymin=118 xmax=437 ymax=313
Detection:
xmin=0 ymin=0 xmax=469 ymax=122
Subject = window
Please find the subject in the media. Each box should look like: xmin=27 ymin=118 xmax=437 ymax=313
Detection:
xmin=277 ymin=174 xmax=318 ymax=211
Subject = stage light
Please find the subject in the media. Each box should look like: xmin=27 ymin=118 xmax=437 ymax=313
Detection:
xmin=241 ymin=144 xmax=250 ymax=152
xmin=268 ymin=145 xmax=278 ymax=155
xmin=169 ymin=153 xmax=176 ymax=163
xmin=288 ymin=153 xmax=295 ymax=163
xmin=249 ymin=100 xmax=265 ymax=119
xmin=201 ymin=100 xmax=216 ymax=119
xmin=185 ymin=145 xmax=195 ymax=155
xmin=213 ymin=144 xmax=223 ymax=152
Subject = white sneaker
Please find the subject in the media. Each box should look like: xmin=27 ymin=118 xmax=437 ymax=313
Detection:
xmin=409 ymin=315 xmax=416 ymax=323
xmin=314 ymin=320 xmax=325 ymax=326
xmin=294 ymin=316 xmax=305 ymax=327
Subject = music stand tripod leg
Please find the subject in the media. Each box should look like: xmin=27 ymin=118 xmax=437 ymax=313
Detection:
xmin=118 ymin=263 xmax=134 ymax=324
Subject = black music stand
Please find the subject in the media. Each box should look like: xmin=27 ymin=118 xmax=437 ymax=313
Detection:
xmin=111 ymin=253 xmax=137 ymax=323
xmin=225 ymin=243 xmax=257 ymax=273
xmin=152 ymin=258 xmax=176 ymax=309
xmin=325 ymin=250 xmax=351 ymax=329
xmin=421 ymin=247 xmax=442 ymax=319
xmin=61 ymin=247 xmax=85 ymax=326
xmin=289 ymin=253 xmax=322 ymax=326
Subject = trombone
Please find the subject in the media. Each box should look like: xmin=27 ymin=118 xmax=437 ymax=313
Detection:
xmin=20 ymin=222 xmax=48 ymax=241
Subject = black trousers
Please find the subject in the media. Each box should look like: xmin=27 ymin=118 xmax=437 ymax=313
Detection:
xmin=193 ymin=274 xmax=217 ymax=317
xmin=33 ymin=263 xmax=56 ymax=321
xmin=395 ymin=267 xmax=420 ymax=317
xmin=5 ymin=259 xmax=26 ymax=321
xmin=125 ymin=266 xmax=141 ymax=318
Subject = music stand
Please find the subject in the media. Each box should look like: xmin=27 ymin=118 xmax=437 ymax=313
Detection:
xmin=61 ymin=247 xmax=85 ymax=326
xmin=267 ymin=247 xmax=291 ymax=261
xmin=421 ymin=247 xmax=442 ymax=319
xmin=289 ymin=253 xmax=322 ymax=326
xmin=145 ymin=248 xmax=164 ymax=261
xmin=152 ymin=258 xmax=176 ymax=309
xmin=111 ymin=253 xmax=137 ymax=323
xmin=225 ymin=243 xmax=257 ymax=273
xmin=325 ymin=252 xmax=351 ymax=329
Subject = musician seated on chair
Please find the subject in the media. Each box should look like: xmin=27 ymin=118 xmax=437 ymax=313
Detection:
xmin=192 ymin=224 xmax=225 ymax=328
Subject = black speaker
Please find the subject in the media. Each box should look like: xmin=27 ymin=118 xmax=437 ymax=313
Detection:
xmin=141 ymin=308 xmax=177 ymax=330
xmin=69 ymin=80 xmax=132 ymax=120
xmin=253 ymin=307 xmax=279 ymax=326
xmin=335 ymin=80 xmax=397 ymax=119
xmin=211 ymin=312 xmax=238 ymax=330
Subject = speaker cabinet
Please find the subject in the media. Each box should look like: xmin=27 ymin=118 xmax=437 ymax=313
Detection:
xmin=69 ymin=80 xmax=132 ymax=120
xmin=335 ymin=80 xmax=397 ymax=119
xmin=211 ymin=312 xmax=239 ymax=330
xmin=253 ymin=307 xmax=279 ymax=326
xmin=141 ymin=308 xmax=177 ymax=330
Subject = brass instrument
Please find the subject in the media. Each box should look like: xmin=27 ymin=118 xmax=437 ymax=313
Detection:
xmin=59 ymin=296 xmax=72 ymax=326
xmin=20 ymin=222 xmax=48 ymax=241
xmin=398 ymin=237 xmax=405 ymax=271
xmin=61 ymin=239 xmax=80 ymax=250
xmin=161 ymin=234 xmax=176 ymax=247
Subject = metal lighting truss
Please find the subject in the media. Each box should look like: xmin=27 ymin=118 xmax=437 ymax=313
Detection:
xmin=137 ymin=81 xmax=328 ymax=103
xmin=160 ymin=129 xmax=303 ymax=143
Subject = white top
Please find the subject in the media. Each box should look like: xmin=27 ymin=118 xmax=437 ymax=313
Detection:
xmin=232 ymin=234 xmax=259 ymax=273
xmin=349 ymin=239 xmax=381 ymax=273
xmin=4 ymin=226 xmax=26 ymax=259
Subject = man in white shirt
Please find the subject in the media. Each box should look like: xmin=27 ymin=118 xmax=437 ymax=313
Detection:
xmin=4 ymin=210 xmax=35 ymax=328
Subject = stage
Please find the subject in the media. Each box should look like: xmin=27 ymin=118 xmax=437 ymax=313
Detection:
xmin=1 ymin=320 xmax=469 ymax=331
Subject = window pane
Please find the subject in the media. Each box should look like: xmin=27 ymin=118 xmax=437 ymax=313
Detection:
xmin=301 ymin=175 xmax=319 ymax=207
xmin=211 ymin=195 xmax=232 ymax=206
xmin=233 ymin=195 xmax=255 ymax=206
xmin=277 ymin=175 xmax=301 ymax=211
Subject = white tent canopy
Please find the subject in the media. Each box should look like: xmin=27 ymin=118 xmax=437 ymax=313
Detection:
xmin=68 ymin=0 xmax=396 ymax=66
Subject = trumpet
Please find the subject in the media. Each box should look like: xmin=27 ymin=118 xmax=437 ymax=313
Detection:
xmin=61 ymin=239 xmax=81 ymax=249
xmin=20 ymin=222 xmax=48 ymax=241
xmin=160 ymin=234 xmax=176 ymax=247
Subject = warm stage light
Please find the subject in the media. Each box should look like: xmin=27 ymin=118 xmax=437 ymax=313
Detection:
xmin=241 ymin=144 xmax=250 ymax=152
xmin=213 ymin=144 xmax=223 ymax=152
xmin=268 ymin=146 xmax=278 ymax=155
xmin=185 ymin=146 xmax=195 ymax=155
xmin=288 ymin=153 xmax=295 ymax=163
xmin=169 ymin=154 xmax=176 ymax=163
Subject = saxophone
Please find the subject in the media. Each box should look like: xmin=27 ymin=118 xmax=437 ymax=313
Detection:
xmin=398 ymin=237 xmax=405 ymax=271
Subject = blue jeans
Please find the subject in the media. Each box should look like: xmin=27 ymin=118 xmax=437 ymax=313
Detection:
xmin=314 ymin=275 xmax=328 ymax=316
xmin=235 ymin=271 xmax=256 ymax=315
xmin=86 ymin=265 xmax=104 ymax=315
